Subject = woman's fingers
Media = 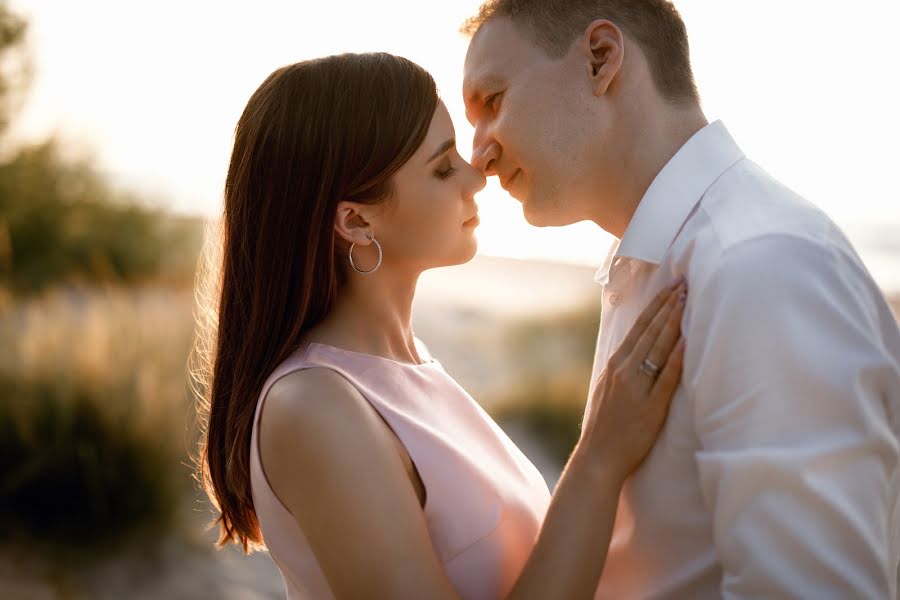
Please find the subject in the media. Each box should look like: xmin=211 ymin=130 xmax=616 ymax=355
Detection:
xmin=631 ymin=287 xmax=686 ymax=376
xmin=625 ymin=282 xmax=686 ymax=375
xmin=580 ymin=331 xmax=686 ymax=482
xmin=616 ymin=277 xmax=685 ymax=357
xmin=651 ymin=336 xmax=685 ymax=401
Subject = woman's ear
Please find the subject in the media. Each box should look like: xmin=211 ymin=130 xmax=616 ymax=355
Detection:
xmin=334 ymin=201 xmax=376 ymax=246
xmin=578 ymin=19 xmax=625 ymax=97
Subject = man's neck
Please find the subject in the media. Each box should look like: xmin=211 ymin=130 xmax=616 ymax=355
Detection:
xmin=599 ymin=105 xmax=708 ymax=239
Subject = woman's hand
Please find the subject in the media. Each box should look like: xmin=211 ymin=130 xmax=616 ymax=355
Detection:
xmin=578 ymin=278 xmax=687 ymax=485
xmin=507 ymin=279 xmax=688 ymax=599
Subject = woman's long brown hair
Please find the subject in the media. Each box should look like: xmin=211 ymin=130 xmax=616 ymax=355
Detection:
xmin=190 ymin=53 xmax=438 ymax=552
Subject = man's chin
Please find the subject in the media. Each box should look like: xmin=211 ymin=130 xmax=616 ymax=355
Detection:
xmin=522 ymin=202 xmax=551 ymax=227
xmin=522 ymin=199 xmax=580 ymax=228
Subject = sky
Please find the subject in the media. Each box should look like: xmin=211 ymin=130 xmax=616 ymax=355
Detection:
xmin=8 ymin=0 xmax=900 ymax=290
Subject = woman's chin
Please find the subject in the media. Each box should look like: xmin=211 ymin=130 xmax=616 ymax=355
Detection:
xmin=427 ymin=239 xmax=478 ymax=270
xmin=460 ymin=236 xmax=479 ymax=263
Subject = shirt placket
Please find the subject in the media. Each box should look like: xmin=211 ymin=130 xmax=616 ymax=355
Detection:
xmin=598 ymin=258 xmax=633 ymax=357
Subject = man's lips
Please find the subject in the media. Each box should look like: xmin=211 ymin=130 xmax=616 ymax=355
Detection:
xmin=500 ymin=169 xmax=520 ymax=192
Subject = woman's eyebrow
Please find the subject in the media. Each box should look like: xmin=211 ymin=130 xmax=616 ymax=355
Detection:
xmin=427 ymin=139 xmax=455 ymax=163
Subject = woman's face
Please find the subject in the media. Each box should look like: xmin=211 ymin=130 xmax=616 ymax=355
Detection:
xmin=367 ymin=101 xmax=486 ymax=272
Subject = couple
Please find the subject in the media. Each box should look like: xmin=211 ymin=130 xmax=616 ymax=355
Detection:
xmin=195 ymin=1 xmax=900 ymax=598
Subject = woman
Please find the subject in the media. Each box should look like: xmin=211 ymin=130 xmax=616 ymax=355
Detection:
xmin=193 ymin=53 xmax=686 ymax=599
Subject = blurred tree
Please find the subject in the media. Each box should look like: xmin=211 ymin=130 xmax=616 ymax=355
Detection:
xmin=0 ymin=0 xmax=29 ymax=139
xmin=0 ymin=142 xmax=176 ymax=291
xmin=0 ymin=1 xmax=201 ymax=294
xmin=0 ymin=0 xmax=200 ymax=560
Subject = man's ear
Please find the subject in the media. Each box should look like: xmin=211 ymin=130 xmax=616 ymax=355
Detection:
xmin=334 ymin=201 xmax=376 ymax=247
xmin=578 ymin=19 xmax=625 ymax=97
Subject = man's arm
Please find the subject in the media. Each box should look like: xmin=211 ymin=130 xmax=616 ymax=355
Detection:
xmin=686 ymin=234 xmax=900 ymax=598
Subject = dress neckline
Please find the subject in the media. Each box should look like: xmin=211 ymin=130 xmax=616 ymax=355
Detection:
xmin=306 ymin=341 xmax=438 ymax=368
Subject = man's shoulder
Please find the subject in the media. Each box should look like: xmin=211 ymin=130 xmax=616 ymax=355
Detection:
xmin=670 ymin=159 xmax=873 ymax=304
xmin=680 ymin=159 xmax=850 ymax=267
xmin=701 ymin=160 xmax=837 ymax=253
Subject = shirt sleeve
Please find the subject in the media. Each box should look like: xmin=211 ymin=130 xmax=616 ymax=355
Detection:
xmin=685 ymin=233 xmax=900 ymax=599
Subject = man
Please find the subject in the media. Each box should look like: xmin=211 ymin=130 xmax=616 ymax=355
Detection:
xmin=462 ymin=1 xmax=900 ymax=598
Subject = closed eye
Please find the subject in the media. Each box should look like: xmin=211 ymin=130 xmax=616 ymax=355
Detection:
xmin=485 ymin=92 xmax=503 ymax=111
xmin=435 ymin=166 xmax=459 ymax=180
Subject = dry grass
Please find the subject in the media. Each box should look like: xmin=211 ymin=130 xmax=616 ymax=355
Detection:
xmin=0 ymin=282 xmax=895 ymax=563
xmin=0 ymin=285 xmax=198 ymax=556
xmin=0 ymin=285 xmax=193 ymax=384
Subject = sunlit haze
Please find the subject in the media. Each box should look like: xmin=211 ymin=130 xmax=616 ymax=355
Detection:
xmin=9 ymin=0 xmax=900 ymax=290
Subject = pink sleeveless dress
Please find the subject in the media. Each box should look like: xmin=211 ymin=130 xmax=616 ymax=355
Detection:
xmin=249 ymin=340 xmax=552 ymax=599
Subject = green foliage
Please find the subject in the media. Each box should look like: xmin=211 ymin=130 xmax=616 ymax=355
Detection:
xmin=0 ymin=2 xmax=202 ymax=295
xmin=490 ymin=305 xmax=601 ymax=464
xmin=0 ymin=141 xmax=203 ymax=293
xmin=0 ymin=373 xmax=181 ymax=549
xmin=494 ymin=375 xmax=590 ymax=465
xmin=0 ymin=1 xmax=205 ymax=569
xmin=0 ymin=0 xmax=29 ymax=136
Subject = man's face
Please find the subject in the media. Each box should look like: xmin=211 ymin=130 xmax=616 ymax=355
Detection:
xmin=463 ymin=17 xmax=599 ymax=227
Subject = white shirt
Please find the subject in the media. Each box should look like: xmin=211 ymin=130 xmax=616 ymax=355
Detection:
xmin=588 ymin=120 xmax=900 ymax=599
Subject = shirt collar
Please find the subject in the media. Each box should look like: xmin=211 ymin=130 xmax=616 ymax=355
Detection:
xmin=594 ymin=120 xmax=745 ymax=284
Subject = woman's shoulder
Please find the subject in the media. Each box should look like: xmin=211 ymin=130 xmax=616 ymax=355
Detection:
xmin=260 ymin=365 xmax=410 ymax=473
xmin=257 ymin=366 xmax=422 ymax=522
xmin=260 ymin=369 xmax=382 ymax=477
xmin=262 ymin=367 xmax=369 ymax=437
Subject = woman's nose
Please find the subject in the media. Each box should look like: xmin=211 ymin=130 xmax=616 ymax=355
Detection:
xmin=466 ymin=161 xmax=487 ymax=193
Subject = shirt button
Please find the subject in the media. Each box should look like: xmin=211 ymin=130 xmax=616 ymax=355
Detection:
xmin=609 ymin=293 xmax=622 ymax=306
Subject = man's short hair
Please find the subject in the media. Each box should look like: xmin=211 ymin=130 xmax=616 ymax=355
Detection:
xmin=462 ymin=0 xmax=699 ymax=106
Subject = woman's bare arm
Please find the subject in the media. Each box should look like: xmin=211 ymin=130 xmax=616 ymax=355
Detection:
xmin=261 ymin=367 xmax=458 ymax=598
xmin=508 ymin=280 xmax=686 ymax=598
xmin=259 ymin=280 xmax=686 ymax=599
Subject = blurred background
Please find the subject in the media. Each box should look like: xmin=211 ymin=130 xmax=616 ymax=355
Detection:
xmin=1 ymin=0 xmax=898 ymax=598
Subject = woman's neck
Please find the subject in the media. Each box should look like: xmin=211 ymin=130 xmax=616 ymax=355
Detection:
xmin=305 ymin=267 xmax=425 ymax=364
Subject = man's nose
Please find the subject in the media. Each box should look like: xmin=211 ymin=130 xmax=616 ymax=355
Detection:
xmin=471 ymin=132 xmax=500 ymax=176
